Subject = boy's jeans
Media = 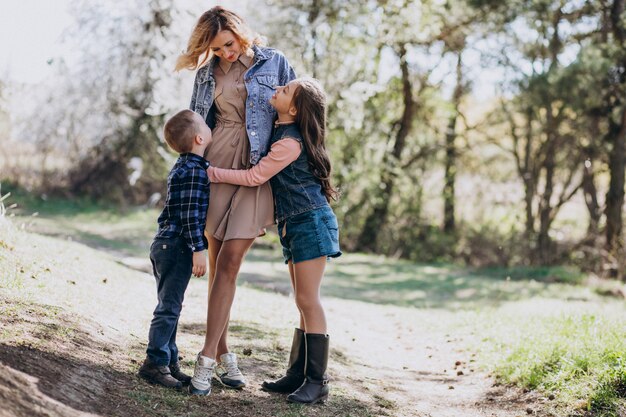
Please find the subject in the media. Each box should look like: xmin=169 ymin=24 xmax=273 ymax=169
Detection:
xmin=147 ymin=236 xmax=192 ymax=366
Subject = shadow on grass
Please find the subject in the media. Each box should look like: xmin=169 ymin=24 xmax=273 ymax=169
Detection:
xmin=162 ymin=319 xmax=380 ymax=417
xmin=5 ymin=183 xmax=155 ymax=258
xmin=241 ymin=250 xmax=588 ymax=310
xmin=179 ymin=320 xmax=277 ymax=341
xmin=5 ymin=183 xmax=592 ymax=311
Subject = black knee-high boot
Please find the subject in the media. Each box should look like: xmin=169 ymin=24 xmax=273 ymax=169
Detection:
xmin=262 ymin=328 xmax=305 ymax=393
xmin=287 ymin=333 xmax=329 ymax=404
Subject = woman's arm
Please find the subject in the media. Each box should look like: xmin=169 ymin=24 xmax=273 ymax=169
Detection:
xmin=208 ymin=138 xmax=301 ymax=186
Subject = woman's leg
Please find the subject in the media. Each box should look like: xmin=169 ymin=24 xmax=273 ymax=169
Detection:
xmin=201 ymin=237 xmax=255 ymax=359
xmin=292 ymin=257 xmax=327 ymax=334
xmin=206 ymin=236 xmax=229 ymax=358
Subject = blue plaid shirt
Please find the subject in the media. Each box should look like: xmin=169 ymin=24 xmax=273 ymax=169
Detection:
xmin=155 ymin=153 xmax=210 ymax=252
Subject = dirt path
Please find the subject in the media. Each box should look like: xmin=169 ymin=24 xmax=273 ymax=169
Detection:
xmin=324 ymin=298 xmax=544 ymax=417
xmin=0 ymin=223 xmax=545 ymax=417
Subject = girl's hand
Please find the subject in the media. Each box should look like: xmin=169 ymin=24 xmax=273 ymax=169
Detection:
xmin=192 ymin=251 xmax=207 ymax=277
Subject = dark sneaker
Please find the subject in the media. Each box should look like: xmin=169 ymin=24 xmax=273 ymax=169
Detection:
xmin=215 ymin=352 xmax=246 ymax=389
xmin=138 ymin=358 xmax=182 ymax=389
xmin=169 ymin=362 xmax=192 ymax=386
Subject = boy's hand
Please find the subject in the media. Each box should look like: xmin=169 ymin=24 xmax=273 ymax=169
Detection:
xmin=192 ymin=250 xmax=207 ymax=277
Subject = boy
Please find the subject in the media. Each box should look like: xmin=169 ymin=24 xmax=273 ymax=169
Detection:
xmin=138 ymin=109 xmax=211 ymax=389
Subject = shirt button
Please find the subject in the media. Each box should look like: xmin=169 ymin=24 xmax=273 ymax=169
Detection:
xmin=249 ymin=103 xmax=253 ymax=107
xmin=251 ymin=131 xmax=256 ymax=136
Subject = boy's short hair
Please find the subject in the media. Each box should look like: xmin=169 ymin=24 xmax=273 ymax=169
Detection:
xmin=163 ymin=109 xmax=199 ymax=153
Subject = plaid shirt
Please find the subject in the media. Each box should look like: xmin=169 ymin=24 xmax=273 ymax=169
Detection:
xmin=155 ymin=153 xmax=210 ymax=252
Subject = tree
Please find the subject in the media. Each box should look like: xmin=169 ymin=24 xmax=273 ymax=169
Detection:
xmin=473 ymin=0 xmax=597 ymax=264
xmin=601 ymin=0 xmax=626 ymax=261
xmin=13 ymin=0 xmax=193 ymax=204
xmin=64 ymin=0 xmax=182 ymax=204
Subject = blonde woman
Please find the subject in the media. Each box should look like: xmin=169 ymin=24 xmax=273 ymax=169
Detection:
xmin=175 ymin=6 xmax=295 ymax=395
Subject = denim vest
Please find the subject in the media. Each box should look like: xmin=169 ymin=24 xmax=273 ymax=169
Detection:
xmin=270 ymin=124 xmax=329 ymax=222
xmin=189 ymin=45 xmax=296 ymax=166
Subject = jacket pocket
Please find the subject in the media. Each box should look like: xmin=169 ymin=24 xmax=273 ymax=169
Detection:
xmin=255 ymin=74 xmax=278 ymax=111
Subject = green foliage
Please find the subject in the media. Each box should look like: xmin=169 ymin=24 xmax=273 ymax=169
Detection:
xmin=479 ymin=308 xmax=626 ymax=416
xmin=5 ymin=0 xmax=625 ymax=270
xmin=590 ymin=357 xmax=626 ymax=416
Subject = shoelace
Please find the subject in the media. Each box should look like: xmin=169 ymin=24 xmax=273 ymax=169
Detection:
xmin=223 ymin=358 xmax=243 ymax=377
xmin=194 ymin=362 xmax=214 ymax=381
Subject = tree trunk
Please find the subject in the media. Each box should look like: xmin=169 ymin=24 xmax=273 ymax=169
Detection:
xmin=522 ymin=107 xmax=536 ymax=251
xmin=356 ymin=44 xmax=415 ymax=252
xmin=443 ymin=51 xmax=463 ymax=234
xmin=535 ymin=8 xmax=563 ymax=265
xmin=605 ymin=0 xmax=626 ymax=258
xmin=605 ymin=108 xmax=626 ymax=254
xmin=582 ymin=118 xmax=601 ymax=238
xmin=308 ymin=0 xmax=321 ymax=79
xmin=536 ymin=137 xmax=556 ymax=264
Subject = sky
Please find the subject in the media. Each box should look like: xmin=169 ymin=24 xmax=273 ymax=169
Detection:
xmin=0 ymin=0 xmax=240 ymax=85
xmin=0 ymin=0 xmax=74 ymax=84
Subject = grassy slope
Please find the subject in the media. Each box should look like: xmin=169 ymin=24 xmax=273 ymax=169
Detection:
xmin=2 ymin=188 xmax=626 ymax=416
xmin=0 ymin=219 xmax=382 ymax=417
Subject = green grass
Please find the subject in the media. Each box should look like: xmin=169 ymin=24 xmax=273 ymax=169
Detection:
xmin=4 ymin=182 xmax=156 ymax=257
xmin=472 ymin=301 xmax=626 ymax=416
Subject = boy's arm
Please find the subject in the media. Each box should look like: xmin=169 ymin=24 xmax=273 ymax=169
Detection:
xmin=177 ymin=167 xmax=209 ymax=253
xmin=208 ymin=138 xmax=301 ymax=186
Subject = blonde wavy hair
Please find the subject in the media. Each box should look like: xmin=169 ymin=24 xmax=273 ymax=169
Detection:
xmin=175 ymin=6 xmax=262 ymax=72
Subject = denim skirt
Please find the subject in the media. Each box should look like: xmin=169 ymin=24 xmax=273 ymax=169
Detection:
xmin=278 ymin=205 xmax=342 ymax=264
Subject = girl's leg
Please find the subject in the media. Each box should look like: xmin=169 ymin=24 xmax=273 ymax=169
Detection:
xmin=288 ymin=256 xmax=330 ymax=404
xmin=287 ymin=260 xmax=305 ymax=330
xmin=207 ymin=235 xmax=229 ymax=358
xmin=292 ymin=257 xmax=327 ymax=334
xmin=201 ymin=237 xmax=255 ymax=359
xmin=260 ymin=259 xmax=308 ymax=393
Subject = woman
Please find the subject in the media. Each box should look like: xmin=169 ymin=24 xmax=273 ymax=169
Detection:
xmin=207 ymin=78 xmax=341 ymax=404
xmin=174 ymin=6 xmax=295 ymax=396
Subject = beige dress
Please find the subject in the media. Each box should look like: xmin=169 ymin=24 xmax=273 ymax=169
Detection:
xmin=205 ymin=54 xmax=274 ymax=241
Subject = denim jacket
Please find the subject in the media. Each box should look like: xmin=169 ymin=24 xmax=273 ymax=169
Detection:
xmin=270 ymin=123 xmax=328 ymax=222
xmin=189 ymin=45 xmax=296 ymax=166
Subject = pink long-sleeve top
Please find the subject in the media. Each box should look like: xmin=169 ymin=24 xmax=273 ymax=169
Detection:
xmin=208 ymin=138 xmax=302 ymax=186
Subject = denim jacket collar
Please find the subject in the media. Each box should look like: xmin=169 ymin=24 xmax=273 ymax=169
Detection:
xmin=251 ymin=44 xmax=272 ymax=62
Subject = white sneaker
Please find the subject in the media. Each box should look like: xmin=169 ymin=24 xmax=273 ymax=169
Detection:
xmin=215 ymin=352 xmax=246 ymax=389
xmin=189 ymin=353 xmax=215 ymax=395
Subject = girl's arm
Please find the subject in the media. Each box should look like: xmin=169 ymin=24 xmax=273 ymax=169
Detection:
xmin=208 ymin=138 xmax=301 ymax=186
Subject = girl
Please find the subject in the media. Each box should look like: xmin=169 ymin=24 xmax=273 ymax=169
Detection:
xmin=207 ymin=77 xmax=341 ymax=404
xmin=176 ymin=6 xmax=295 ymax=395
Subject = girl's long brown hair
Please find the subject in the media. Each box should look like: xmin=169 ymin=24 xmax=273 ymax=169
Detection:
xmin=175 ymin=6 xmax=261 ymax=72
xmin=292 ymin=78 xmax=339 ymax=202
